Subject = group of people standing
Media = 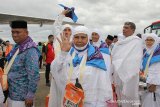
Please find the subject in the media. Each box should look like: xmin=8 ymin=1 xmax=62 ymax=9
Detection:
xmin=0 ymin=40 xmax=13 ymax=58
xmin=47 ymin=10 xmax=160 ymax=107
xmin=0 ymin=9 xmax=160 ymax=107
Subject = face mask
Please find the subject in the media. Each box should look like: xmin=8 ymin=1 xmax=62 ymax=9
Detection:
xmin=74 ymin=43 xmax=89 ymax=52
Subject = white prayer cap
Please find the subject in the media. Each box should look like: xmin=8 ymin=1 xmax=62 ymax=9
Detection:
xmin=73 ymin=26 xmax=90 ymax=37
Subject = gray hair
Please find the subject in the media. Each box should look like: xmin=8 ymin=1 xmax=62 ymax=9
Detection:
xmin=124 ymin=22 xmax=136 ymax=31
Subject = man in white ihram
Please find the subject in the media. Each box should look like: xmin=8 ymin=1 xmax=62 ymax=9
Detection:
xmin=111 ymin=22 xmax=143 ymax=107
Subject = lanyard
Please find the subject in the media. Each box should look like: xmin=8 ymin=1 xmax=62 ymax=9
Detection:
xmin=68 ymin=52 xmax=87 ymax=84
xmin=143 ymin=51 xmax=154 ymax=78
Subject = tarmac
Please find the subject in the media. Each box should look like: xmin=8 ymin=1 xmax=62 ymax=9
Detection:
xmin=35 ymin=67 xmax=50 ymax=107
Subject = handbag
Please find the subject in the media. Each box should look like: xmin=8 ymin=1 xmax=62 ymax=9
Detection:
xmin=63 ymin=79 xmax=84 ymax=107
xmin=63 ymin=52 xmax=86 ymax=107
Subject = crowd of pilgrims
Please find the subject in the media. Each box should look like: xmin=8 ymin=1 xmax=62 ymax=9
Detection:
xmin=0 ymin=9 xmax=160 ymax=107
xmin=47 ymin=10 xmax=160 ymax=107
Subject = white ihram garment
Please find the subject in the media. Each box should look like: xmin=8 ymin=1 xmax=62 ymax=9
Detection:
xmin=50 ymin=50 xmax=113 ymax=107
xmin=141 ymin=63 xmax=160 ymax=107
xmin=111 ymin=35 xmax=143 ymax=107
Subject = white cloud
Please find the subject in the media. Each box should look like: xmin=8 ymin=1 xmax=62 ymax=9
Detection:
xmin=0 ymin=0 xmax=160 ymax=43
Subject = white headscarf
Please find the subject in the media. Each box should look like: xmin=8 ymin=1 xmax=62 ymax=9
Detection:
xmin=54 ymin=24 xmax=73 ymax=42
xmin=62 ymin=24 xmax=73 ymax=41
xmin=142 ymin=33 xmax=159 ymax=54
xmin=62 ymin=24 xmax=73 ymax=32
xmin=72 ymin=26 xmax=90 ymax=51
xmin=91 ymin=29 xmax=102 ymax=47
xmin=54 ymin=24 xmax=73 ymax=56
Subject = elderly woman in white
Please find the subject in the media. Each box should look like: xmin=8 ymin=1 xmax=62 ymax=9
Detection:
xmin=91 ymin=29 xmax=112 ymax=81
xmin=50 ymin=26 xmax=113 ymax=107
xmin=141 ymin=33 xmax=160 ymax=107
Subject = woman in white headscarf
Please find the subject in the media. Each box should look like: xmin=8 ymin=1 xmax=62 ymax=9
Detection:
xmin=91 ymin=29 xmax=102 ymax=47
xmin=91 ymin=29 xmax=110 ymax=54
xmin=91 ymin=29 xmax=112 ymax=81
xmin=48 ymin=24 xmax=73 ymax=106
xmin=140 ymin=33 xmax=160 ymax=107
xmin=50 ymin=9 xmax=73 ymax=56
xmin=50 ymin=26 xmax=113 ymax=107
xmin=48 ymin=9 xmax=73 ymax=107
xmin=53 ymin=24 xmax=73 ymax=56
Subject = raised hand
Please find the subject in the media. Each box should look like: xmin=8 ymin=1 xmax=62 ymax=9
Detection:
xmin=57 ymin=33 xmax=71 ymax=52
xmin=61 ymin=9 xmax=70 ymax=16
xmin=25 ymin=99 xmax=33 ymax=107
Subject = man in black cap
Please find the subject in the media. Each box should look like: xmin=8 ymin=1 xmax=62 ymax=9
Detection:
xmin=7 ymin=20 xmax=40 ymax=107
xmin=113 ymin=35 xmax=118 ymax=43
xmin=10 ymin=20 xmax=28 ymax=43
xmin=105 ymin=35 xmax=114 ymax=53
xmin=105 ymin=35 xmax=114 ymax=47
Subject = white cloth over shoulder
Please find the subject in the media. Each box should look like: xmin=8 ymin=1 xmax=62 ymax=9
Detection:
xmin=146 ymin=62 xmax=160 ymax=85
xmin=112 ymin=35 xmax=143 ymax=83
xmin=111 ymin=35 xmax=143 ymax=99
xmin=141 ymin=63 xmax=160 ymax=107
